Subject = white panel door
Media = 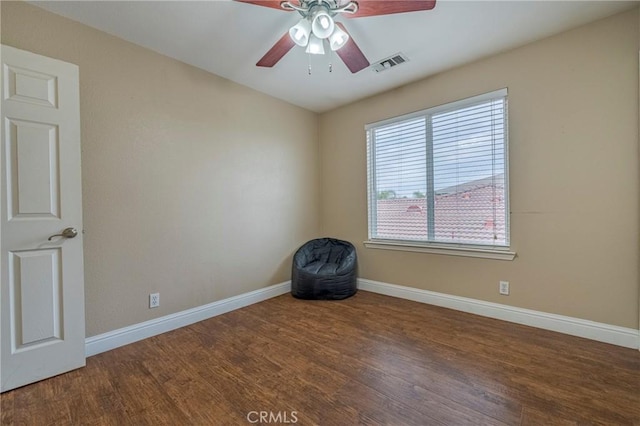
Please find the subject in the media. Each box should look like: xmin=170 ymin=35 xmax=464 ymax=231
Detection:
xmin=0 ymin=45 xmax=85 ymax=392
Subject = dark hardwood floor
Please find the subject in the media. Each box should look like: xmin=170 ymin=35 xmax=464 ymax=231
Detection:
xmin=2 ymin=291 xmax=639 ymax=425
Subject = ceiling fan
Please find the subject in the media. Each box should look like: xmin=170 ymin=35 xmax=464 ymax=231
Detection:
xmin=235 ymin=0 xmax=437 ymax=73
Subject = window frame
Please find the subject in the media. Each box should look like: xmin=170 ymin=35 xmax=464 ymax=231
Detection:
xmin=364 ymin=88 xmax=515 ymax=260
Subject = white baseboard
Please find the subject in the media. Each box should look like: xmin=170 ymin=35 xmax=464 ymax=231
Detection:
xmin=85 ymin=278 xmax=639 ymax=356
xmin=358 ymin=278 xmax=640 ymax=350
xmin=85 ymin=281 xmax=291 ymax=357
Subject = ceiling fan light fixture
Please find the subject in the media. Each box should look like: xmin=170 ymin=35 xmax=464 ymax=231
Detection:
xmin=305 ymin=34 xmax=325 ymax=55
xmin=310 ymin=8 xmax=335 ymax=39
xmin=242 ymin=0 xmax=435 ymax=74
xmin=289 ymin=18 xmax=311 ymax=47
xmin=328 ymin=25 xmax=349 ymax=51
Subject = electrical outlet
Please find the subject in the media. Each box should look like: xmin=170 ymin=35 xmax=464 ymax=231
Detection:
xmin=499 ymin=281 xmax=510 ymax=295
xmin=149 ymin=293 xmax=160 ymax=308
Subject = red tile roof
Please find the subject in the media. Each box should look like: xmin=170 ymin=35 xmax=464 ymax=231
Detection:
xmin=375 ymin=181 xmax=506 ymax=245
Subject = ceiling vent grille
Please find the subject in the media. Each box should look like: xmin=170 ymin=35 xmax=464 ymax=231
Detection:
xmin=371 ymin=53 xmax=410 ymax=73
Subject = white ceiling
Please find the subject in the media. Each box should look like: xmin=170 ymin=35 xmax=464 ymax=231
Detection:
xmin=32 ymin=0 xmax=637 ymax=112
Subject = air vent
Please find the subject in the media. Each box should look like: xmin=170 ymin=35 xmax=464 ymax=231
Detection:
xmin=371 ymin=53 xmax=410 ymax=73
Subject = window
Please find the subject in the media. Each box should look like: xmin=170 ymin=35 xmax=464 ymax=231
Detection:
xmin=366 ymin=89 xmax=510 ymax=254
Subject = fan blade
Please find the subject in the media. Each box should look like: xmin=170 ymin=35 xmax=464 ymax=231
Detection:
xmin=344 ymin=0 xmax=436 ymax=18
xmin=257 ymin=32 xmax=296 ymax=67
xmin=335 ymin=23 xmax=370 ymax=73
xmin=234 ymin=0 xmax=292 ymax=11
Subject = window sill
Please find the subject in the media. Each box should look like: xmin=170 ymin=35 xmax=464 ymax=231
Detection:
xmin=363 ymin=240 xmax=516 ymax=261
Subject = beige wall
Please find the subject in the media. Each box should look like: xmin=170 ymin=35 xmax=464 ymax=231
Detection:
xmin=1 ymin=1 xmax=320 ymax=337
xmin=320 ymin=9 xmax=640 ymax=329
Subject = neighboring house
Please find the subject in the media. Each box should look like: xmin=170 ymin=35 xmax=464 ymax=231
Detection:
xmin=376 ymin=175 xmax=506 ymax=245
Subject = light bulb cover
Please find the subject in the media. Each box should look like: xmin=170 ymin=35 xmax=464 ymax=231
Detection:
xmin=289 ymin=18 xmax=311 ymax=47
xmin=311 ymin=9 xmax=335 ymax=39
xmin=329 ymin=25 xmax=349 ymax=51
xmin=305 ymin=34 xmax=325 ymax=55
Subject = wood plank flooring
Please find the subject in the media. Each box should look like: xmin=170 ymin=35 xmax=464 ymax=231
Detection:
xmin=2 ymin=291 xmax=639 ymax=425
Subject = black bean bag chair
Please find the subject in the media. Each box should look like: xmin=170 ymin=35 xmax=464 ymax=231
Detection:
xmin=291 ymin=238 xmax=357 ymax=300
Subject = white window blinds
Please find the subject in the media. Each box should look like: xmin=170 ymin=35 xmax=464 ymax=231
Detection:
xmin=366 ymin=88 xmax=509 ymax=248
